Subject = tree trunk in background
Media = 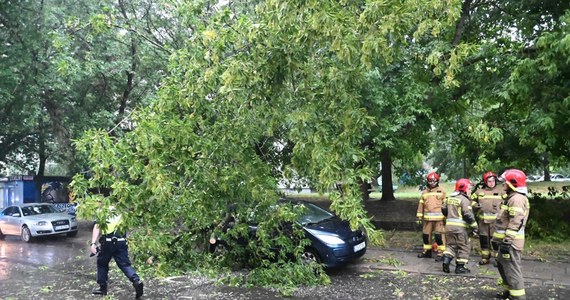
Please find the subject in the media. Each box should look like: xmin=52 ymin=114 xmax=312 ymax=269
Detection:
xmin=380 ymin=149 xmax=396 ymax=201
xmin=541 ymin=154 xmax=551 ymax=181
xmin=35 ymin=118 xmax=47 ymax=202
xmin=359 ymin=178 xmax=371 ymax=202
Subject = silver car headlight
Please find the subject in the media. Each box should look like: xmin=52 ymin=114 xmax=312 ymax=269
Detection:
xmin=35 ymin=221 xmax=48 ymax=226
xmin=71 ymin=217 xmax=77 ymax=222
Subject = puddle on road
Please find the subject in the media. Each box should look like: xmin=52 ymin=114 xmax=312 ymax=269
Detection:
xmin=0 ymin=229 xmax=90 ymax=280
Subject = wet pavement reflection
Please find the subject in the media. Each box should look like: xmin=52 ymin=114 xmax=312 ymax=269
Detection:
xmin=0 ymin=233 xmax=88 ymax=280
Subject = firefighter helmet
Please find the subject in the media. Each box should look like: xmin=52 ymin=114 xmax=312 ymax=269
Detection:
xmin=426 ymin=172 xmax=440 ymax=188
xmin=500 ymin=169 xmax=527 ymax=194
xmin=483 ymin=171 xmax=497 ymax=183
xmin=455 ymin=178 xmax=472 ymax=194
xmin=426 ymin=172 xmax=440 ymax=182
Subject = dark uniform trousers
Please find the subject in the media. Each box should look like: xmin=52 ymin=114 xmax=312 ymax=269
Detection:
xmin=497 ymin=246 xmax=525 ymax=299
xmin=97 ymin=234 xmax=140 ymax=285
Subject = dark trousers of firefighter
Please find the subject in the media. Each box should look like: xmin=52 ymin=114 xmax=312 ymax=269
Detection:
xmin=478 ymin=222 xmax=495 ymax=259
xmin=444 ymin=230 xmax=470 ymax=263
xmin=497 ymin=247 xmax=525 ymax=299
xmin=422 ymin=220 xmax=445 ymax=255
xmin=97 ymin=240 xmax=140 ymax=285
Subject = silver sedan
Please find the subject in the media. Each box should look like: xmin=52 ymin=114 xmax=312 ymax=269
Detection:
xmin=0 ymin=203 xmax=78 ymax=242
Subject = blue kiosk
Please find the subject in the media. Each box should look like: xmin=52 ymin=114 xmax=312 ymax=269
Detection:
xmin=0 ymin=175 xmax=71 ymax=210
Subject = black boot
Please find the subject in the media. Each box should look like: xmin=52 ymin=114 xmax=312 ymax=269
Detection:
xmin=434 ymin=255 xmax=443 ymax=262
xmin=92 ymin=284 xmax=107 ymax=295
xmin=133 ymin=280 xmax=144 ymax=298
xmin=442 ymin=255 xmax=452 ymax=273
xmin=417 ymin=250 xmax=432 ymax=258
xmin=495 ymin=290 xmax=509 ymax=299
xmin=455 ymin=263 xmax=470 ymax=274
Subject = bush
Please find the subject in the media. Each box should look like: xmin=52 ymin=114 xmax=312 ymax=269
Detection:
xmin=526 ymin=186 xmax=570 ymax=242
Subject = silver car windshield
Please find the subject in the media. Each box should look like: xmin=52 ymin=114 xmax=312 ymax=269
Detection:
xmin=21 ymin=205 xmax=58 ymax=216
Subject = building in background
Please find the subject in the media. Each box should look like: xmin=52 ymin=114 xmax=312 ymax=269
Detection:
xmin=0 ymin=176 xmax=71 ymax=210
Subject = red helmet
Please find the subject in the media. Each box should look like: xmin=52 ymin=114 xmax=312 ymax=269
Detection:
xmin=455 ymin=178 xmax=472 ymax=193
xmin=426 ymin=172 xmax=440 ymax=182
xmin=500 ymin=169 xmax=527 ymax=194
xmin=483 ymin=171 xmax=497 ymax=182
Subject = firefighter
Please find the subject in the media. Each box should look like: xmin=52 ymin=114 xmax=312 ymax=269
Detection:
xmin=471 ymin=171 xmax=503 ymax=265
xmin=416 ymin=172 xmax=447 ymax=261
xmin=493 ymin=169 xmax=530 ymax=300
xmin=441 ymin=179 xmax=478 ymax=274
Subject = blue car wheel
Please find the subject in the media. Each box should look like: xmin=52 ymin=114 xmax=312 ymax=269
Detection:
xmin=301 ymin=248 xmax=321 ymax=264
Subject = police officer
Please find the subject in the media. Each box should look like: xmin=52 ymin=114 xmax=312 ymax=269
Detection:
xmin=416 ymin=172 xmax=447 ymax=261
xmin=493 ymin=169 xmax=530 ymax=300
xmin=471 ymin=171 xmax=503 ymax=265
xmin=442 ymin=178 xmax=478 ymax=274
xmin=90 ymin=207 xmax=144 ymax=298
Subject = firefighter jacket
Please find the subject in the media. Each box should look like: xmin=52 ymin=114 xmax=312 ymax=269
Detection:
xmin=443 ymin=192 xmax=477 ymax=233
xmin=493 ymin=192 xmax=530 ymax=251
xmin=471 ymin=185 xmax=503 ymax=224
xmin=417 ymin=186 xmax=446 ymax=221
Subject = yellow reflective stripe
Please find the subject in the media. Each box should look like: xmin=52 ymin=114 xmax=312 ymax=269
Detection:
xmin=437 ymin=245 xmax=446 ymax=251
xmin=505 ymin=229 xmax=525 ymax=239
xmin=481 ymin=215 xmax=498 ymax=220
xmin=501 ymin=204 xmax=508 ymax=210
xmin=419 ymin=200 xmax=424 ymax=204
xmin=493 ymin=231 xmax=505 ymax=239
xmin=509 ymin=289 xmax=526 ymax=297
xmin=446 ymin=221 xmax=468 ymax=228
xmin=417 ymin=213 xmax=423 ymax=217
xmin=456 ymin=258 xmax=468 ymax=263
xmin=481 ymin=250 xmax=490 ymax=256
xmin=479 ymin=195 xmax=502 ymax=199
xmin=425 ymin=212 xmax=444 ymax=216
xmin=424 ymin=215 xmax=445 ymax=221
xmin=423 ymin=244 xmax=432 ymax=250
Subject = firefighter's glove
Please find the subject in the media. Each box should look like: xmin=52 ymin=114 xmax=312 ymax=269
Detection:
xmin=499 ymin=241 xmax=511 ymax=259
xmin=471 ymin=228 xmax=479 ymax=237
xmin=416 ymin=219 xmax=423 ymax=225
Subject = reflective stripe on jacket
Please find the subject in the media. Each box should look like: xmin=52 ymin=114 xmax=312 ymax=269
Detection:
xmin=493 ymin=193 xmax=530 ymax=251
xmin=417 ymin=187 xmax=446 ymax=220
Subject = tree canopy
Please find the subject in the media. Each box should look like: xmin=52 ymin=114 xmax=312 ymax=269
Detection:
xmin=2 ymin=0 xmax=570 ymax=291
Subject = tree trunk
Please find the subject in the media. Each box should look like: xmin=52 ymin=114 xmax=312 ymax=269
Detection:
xmin=541 ymin=154 xmax=551 ymax=181
xmin=35 ymin=117 xmax=47 ymax=202
xmin=359 ymin=178 xmax=371 ymax=202
xmin=380 ymin=149 xmax=396 ymax=201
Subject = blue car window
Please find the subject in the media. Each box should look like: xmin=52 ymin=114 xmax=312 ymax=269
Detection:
xmin=298 ymin=203 xmax=334 ymax=225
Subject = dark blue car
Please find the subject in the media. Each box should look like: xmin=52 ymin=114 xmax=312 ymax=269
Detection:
xmin=294 ymin=201 xmax=367 ymax=268
xmin=209 ymin=200 xmax=367 ymax=268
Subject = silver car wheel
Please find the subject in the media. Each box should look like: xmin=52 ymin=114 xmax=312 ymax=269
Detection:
xmin=21 ymin=226 xmax=32 ymax=242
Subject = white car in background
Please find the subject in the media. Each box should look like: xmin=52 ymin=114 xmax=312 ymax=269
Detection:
xmin=0 ymin=203 xmax=78 ymax=242
xmin=532 ymin=173 xmax=570 ymax=182
xmin=550 ymin=174 xmax=569 ymax=182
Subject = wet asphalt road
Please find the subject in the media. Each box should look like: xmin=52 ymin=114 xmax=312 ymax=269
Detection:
xmin=1 ymin=225 xmax=570 ymax=300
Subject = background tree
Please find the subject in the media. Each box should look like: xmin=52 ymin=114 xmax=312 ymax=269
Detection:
xmin=0 ymin=0 xmax=182 ymax=180
xmin=428 ymin=1 xmax=570 ymax=179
